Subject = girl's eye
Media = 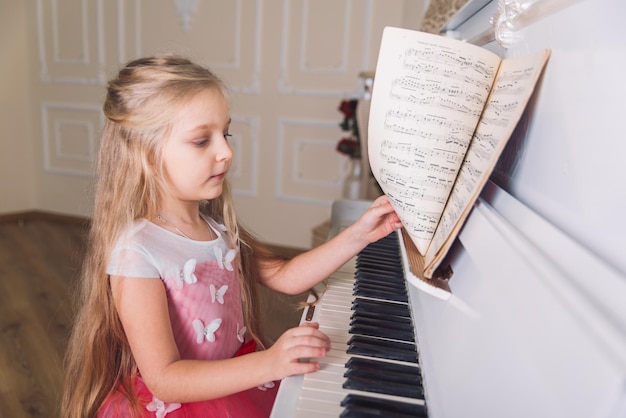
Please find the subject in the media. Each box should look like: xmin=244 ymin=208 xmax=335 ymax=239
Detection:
xmin=224 ymin=133 xmax=232 ymax=140
xmin=194 ymin=139 xmax=209 ymax=147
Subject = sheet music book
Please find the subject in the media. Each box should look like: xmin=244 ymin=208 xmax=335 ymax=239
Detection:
xmin=368 ymin=26 xmax=550 ymax=279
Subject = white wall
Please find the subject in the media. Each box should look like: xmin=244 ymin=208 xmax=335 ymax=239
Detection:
xmin=0 ymin=1 xmax=36 ymax=213
xmin=0 ymin=0 xmax=428 ymax=248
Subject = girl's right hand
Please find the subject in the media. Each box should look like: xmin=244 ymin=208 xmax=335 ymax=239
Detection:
xmin=264 ymin=322 xmax=330 ymax=380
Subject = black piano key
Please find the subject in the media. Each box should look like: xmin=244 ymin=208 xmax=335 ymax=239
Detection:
xmin=357 ymin=249 xmax=401 ymax=261
xmin=359 ymin=239 xmax=397 ymax=252
xmin=356 ymin=264 xmax=403 ymax=275
xmin=350 ymin=310 xmax=413 ymax=326
xmin=340 ymin=394 xmax=427 ymax=418
xmin=347 ymin=335 xmax=418 ymax=363
xmin=356 ymin=253 xmax=401 ymax=267
xmin=354 ymin=278 xmax=407 ymax=292
xmin=345 ymin=357 xmax=420 ymax=380
xmin=357 ymin=254 xmax=400 ymax=264
xmin=344 ymin=366 xmax=422 ymax=388
xmin=355 ymin=270 xmax=404 ymax=283
xmin=352 ymin=298 xmax=411 ymax=318
xmin=350 ymin=312 xmax=407 ymax=332
xmin=356 ymin=260 xmax=402 ymax=271
xmin=350 ymin=323 xmax=414 ymax=342
xmin=343 ymin=375 xmax=423 ymax=400
xmin=354 ymin=284 xmax=406 ymax=297
xmin=350 ymin=316 xmax=414 ymax=335
xmin=356 ymin=259 xmax=404 ymax=273
xmin=353 ymin=286 xmax=409 ymax=303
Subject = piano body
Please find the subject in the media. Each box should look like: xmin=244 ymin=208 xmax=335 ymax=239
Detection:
xmin=271 ymin=0 xmax=626 ymax=417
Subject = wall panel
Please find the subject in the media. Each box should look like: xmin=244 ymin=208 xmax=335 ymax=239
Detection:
xmin=12 ymin=0 xmax=429 ymax=248
xmin=41 ymin=102 xmax=103 ymax=176
xmin=37 ymin=0 xmax=105 ymax=84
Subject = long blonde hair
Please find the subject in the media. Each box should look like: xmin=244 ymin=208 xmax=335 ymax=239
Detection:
xmin=61 ymin=55 xmax=281 ymax=418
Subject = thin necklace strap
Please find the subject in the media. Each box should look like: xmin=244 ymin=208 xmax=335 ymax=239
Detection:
xmin=156 ymin=214 xmax=191 ymax=239
xmin=156 ymin=214 xmax=214 ymax=240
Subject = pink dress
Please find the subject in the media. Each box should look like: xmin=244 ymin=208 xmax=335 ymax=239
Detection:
xmin=99 ymin=218 xmax=278 ymax=417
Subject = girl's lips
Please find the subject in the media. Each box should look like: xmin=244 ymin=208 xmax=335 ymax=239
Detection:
xmin=211 ymin=172 xmax=225 ymax=180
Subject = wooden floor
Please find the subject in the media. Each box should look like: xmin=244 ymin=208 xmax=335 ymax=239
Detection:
xmin=0 ymin=214 xmax=307 ymax=418
xmin=0 ymin=215 xmax=87 ymax=418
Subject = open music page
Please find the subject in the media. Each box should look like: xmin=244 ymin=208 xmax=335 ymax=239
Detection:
xmin=423 ymin=51 xmax=550 ymax=277
xmin=368 ymin=26 xmax=550 ymax=278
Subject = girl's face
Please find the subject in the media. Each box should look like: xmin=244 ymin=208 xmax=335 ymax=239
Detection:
xmin=161 ymin=89 xmax=233 ymax=203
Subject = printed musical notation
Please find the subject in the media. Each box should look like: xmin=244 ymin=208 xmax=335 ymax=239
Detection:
xmin=369 ymin=27 xmax=550 ymax=276
xmin=425 ymin=54 xmax=550 ymax=263
xmin=369 ymin=30 xmax=501 ymax=254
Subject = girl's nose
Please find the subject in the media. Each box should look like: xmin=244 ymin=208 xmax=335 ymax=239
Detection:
xmin=216 ymin=137 xmax=233 ymax=162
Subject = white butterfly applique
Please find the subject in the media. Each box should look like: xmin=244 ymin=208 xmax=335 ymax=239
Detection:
xmin=214 ymin=247 xmax=237 ymax=271
xmin=146 ymin=396 xmax=181 ymax=418
xmin=237 ymin=323 xmax=247 ymax=343
xmin=193 ymin=318 xmax=221 ymax=343
xmin=210 ymin=284 xmax=228 ymax=304
xmin=174 ymin=258 xmax=198 ymax=289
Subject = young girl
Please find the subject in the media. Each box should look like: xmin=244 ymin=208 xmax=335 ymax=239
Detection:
xmin=61 ymin=55 xmax=401 ymax=418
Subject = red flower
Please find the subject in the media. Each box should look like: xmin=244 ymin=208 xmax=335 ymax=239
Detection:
xmin=336 ymin=98 xmax=361 ymax=159
xmin=336 ymin=137 xmax=359 ymax=156
xmin=338 ymin=99 xmax=358 ymax=119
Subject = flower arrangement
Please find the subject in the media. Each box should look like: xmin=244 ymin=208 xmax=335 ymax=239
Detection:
xmin=336 ymin=99 xmax=361 ymax=159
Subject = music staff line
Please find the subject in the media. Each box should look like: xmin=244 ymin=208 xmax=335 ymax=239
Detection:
xmin=402 ymin=45 xmax=497 ymax=81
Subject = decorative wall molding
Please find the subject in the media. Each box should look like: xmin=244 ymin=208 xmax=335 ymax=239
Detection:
xmin=278 ymin=0 xmax=372 ymax=97
xmin=117 ymin=0 xmax=142 ymax=64
xmin=275 ymin=118 xmax=342 ymax=205
xmin=37 ymin=0 xmax=106 ymax=84
xmin=208 ymin=0 xmax=261 ymax=94
xmin=41 ymin=102 xmax=104 ymax=176
xmin=123 ymin=0 xmax=261 ymax=94
xmin=298 ymin=0 xmax=350 ymax=74
xmin=290 ymin=137 xmax=345 ymax=187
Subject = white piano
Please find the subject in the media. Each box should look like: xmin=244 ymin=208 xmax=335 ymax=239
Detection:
xmin=271 ymin=0 xmax=626 ymax=417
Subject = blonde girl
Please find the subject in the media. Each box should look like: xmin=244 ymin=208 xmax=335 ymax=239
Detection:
xmin=61 ymin=55 xmax=401 ymax=418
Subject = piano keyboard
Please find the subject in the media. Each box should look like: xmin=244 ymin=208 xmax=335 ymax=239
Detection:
xmin=285 ymin=232 xmax=428 ymax=417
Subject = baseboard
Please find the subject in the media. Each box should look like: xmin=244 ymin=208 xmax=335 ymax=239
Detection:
xmin=0 ymin=210 xmax=89 ymax=225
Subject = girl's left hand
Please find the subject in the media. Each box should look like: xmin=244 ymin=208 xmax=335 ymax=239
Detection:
xmin=353 ymin=195 xmax=402 ymax=244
